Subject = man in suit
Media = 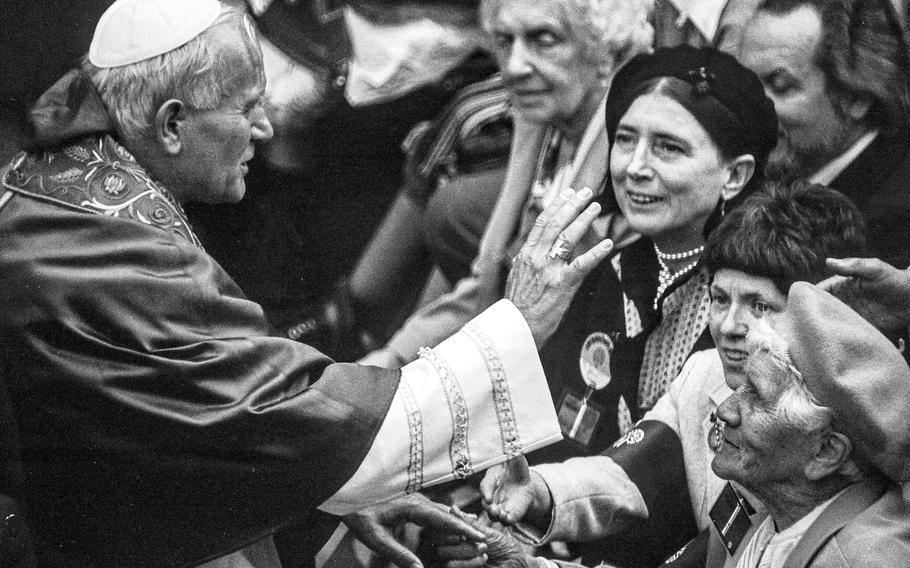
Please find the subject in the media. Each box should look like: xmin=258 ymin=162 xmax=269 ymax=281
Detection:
xmin=736 ymin=0 xmax=910 ymax=269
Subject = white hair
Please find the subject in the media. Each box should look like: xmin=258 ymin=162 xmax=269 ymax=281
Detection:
xmin=479 ymin=0 xmax=655 ymax=73
xmin=82 ymin=7 xmax=258 ymax=139
xmin=746 ymin=335 xmax=833 ymax=434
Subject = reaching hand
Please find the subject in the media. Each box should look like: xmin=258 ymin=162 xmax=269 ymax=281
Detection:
xmin=506 ymin=187 xmax=614 ymax=348
xmin=819 ymin=257 xmax=910 ymax=331
xmin=479 ymin=457 xmax=551 ymax=528
xmin=342 ymin=493 xmax=485 ymax=568
xmin=432 ymin=507 xmax=527 ymax=568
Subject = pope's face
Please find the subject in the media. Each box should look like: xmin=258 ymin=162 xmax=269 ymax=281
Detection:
xmin=175 ymin=25 xmax=273 ymax=204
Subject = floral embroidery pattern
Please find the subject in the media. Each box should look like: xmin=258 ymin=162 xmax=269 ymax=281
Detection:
xmin=2 ymin=135 xmax=201 ymax=248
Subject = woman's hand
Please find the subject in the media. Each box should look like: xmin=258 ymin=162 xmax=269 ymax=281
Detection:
xmin=479 ymin=457 xmax=552 ymax=529
xmin=507 ymin=187 xmax=614 ymax=348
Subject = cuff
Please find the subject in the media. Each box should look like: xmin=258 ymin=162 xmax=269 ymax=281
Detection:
xmin=385 ymin=276 xmax=483 ymax=364
xmin=527 ymin=455 xmax=647 ymax=544
xmin=320 ymin=299 xmax=561 ymax=515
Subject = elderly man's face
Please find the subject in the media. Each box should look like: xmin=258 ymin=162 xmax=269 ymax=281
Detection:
xmin=485 ymin=0 xmax=605 ymax=133
xmin=738 ymin=6 xmax=857 ymax=179
xmin=176 ymin=25 xmax=273 ymax=204
xmin=711 ymin=348 xmax=820 ymax=490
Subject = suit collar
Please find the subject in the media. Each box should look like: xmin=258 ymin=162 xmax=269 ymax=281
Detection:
xmin=829 ymin=130 xmax=910 ymax=207
xmin=780 ymin=478 xmax=886 ymax=568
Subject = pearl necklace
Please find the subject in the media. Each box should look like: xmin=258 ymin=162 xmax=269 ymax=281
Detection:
xmin=653 ymin=243 xmax=704 ymax=310
xmin=654 ymin=244 xmax=704 ymax=261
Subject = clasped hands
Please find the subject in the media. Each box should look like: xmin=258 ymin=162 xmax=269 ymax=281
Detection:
xmin=342 ymin=458 xmax=549 ymax=568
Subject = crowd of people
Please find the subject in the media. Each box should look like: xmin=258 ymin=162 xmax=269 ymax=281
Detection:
xmin=1 ymin=1 xmax=909 ymax=568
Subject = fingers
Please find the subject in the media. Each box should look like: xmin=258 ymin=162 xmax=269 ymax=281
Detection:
xmin=566 ymin=238 xmax=615 ymax=285
xmin=479 ymin=465 xmax=501 ymax=505
xmin=540 ymin=188 xmax=596 ymax=255
xmin=527 ymin=187 xmax=595 ymax=251
xmin=817 ymin=274 xmax=848 ymax=293
xmin=556 ymin=201 xmax=602 ymax=256
xmin=825 ymin=257 xmax=888 ymax=279
xmin=363 ymin=527 xmax=423 ymax=568
xmin=405 ymin=501 xmax=486 ymax=543
xmin=436 ymin=542 xmax=488 ymax=563
xmin=526 ymin=188 xmax=572 ymax=247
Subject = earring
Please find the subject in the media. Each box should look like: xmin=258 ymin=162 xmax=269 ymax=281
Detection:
xmin=720 ymin=198 xmax=727 ymax=218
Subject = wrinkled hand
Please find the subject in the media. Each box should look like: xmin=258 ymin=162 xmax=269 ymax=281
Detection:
xmin=479 ymin=457 xmax=551 ymax=528
xmin=507 ymin=187 xmax=614 ymax=348
xmin=819 ymin=257 xmax=910 ymax=331
xmin=343 ymin=493 xmax=486 ymax=568
xmin=433 ymin=507 xmax=525 ymax=568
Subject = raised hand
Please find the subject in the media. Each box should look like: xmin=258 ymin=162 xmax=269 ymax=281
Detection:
xmin=506 ymin=187 xmax=614 ymax=348
xmin=479 ymin=457 xmax=551 ymax=529
xmin=819 ymin=257 xmax=910 ymax=331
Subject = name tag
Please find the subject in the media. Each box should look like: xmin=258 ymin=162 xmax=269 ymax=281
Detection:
xmin=709 ymin=483 xmax=755 ymax=555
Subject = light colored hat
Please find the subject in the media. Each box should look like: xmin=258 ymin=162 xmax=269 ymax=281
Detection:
xmin=784 ymin=282 xmax=910 ymax=482
xmin=89 ymin=0 xmax=222 ymax=68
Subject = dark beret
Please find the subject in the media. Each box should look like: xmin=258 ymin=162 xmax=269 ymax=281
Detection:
xmin=605 ymin=45 xmax=777 ymax=167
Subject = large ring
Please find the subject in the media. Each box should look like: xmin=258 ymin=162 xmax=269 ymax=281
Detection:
xmin=548 ymin=237 xmax=572 ymax=261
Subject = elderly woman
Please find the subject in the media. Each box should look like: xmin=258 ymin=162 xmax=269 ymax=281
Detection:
xmin=361 ymin=0 xmax=654 ymax=367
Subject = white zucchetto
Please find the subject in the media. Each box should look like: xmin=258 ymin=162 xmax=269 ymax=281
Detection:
xmin=89 ymin=0 xmax=221 ymax=68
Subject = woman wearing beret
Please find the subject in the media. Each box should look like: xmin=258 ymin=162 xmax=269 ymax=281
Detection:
xmin=499 ymin=44 xmax=777 ymax=565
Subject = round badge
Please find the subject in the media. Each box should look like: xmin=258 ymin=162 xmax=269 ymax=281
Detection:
xmin=579 ymin=331 xmax=614 ymax=390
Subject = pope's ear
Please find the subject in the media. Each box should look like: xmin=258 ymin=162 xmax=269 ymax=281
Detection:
xmin=154 ymin=99 xmax=186 ymax=155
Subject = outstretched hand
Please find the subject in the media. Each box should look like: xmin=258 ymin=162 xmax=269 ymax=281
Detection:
xmin=507 ymin=187 xmax=614 ymax=348
xmin=819 ymin=257 xmax=910 ymax=331
xmin=431 ymin=507 xmax=527 ymax=568
xmin=342 ymin=493 xmax=486 ymax=568
xmin=479 ymin=457 xmax=551 ymax=528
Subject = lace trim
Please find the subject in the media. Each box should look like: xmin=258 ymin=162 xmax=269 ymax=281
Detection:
xmin=399 ymin=377 xmax=424 ymax=494
xmin=463 ymin=322 xmax=522 ymax=457
xmin=418 ymin=346 xmax=474 ymax=479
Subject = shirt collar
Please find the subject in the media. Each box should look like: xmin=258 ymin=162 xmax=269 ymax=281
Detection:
xmin=809 ymin=130 xmax=879 ymax=186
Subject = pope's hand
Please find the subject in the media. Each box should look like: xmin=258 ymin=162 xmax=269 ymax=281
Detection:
xmin=342 ymin=493 xmax=485 ymax=568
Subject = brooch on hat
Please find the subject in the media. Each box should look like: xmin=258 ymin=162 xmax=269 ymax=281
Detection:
xmin=687 ymin=66 xmax=715 ymax=96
